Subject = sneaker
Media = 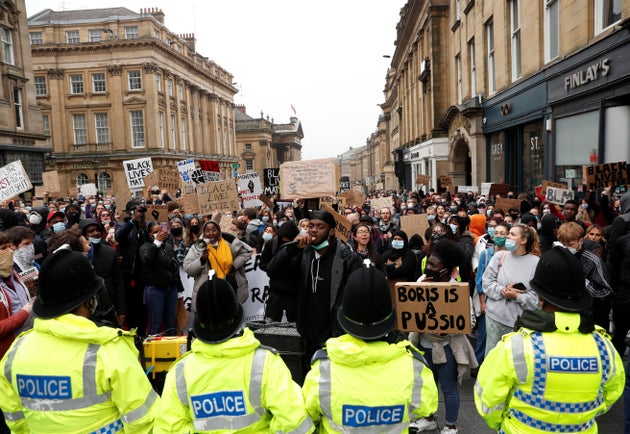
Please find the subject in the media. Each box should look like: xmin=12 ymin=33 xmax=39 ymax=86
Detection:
xmin=410 ymin=417 xmax=437 ymax=431
xmin=440 ymin=426 xmax=458 ymax=434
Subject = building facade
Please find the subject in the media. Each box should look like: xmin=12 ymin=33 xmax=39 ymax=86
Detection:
xmin=0 ymin=0 xmax=48 ymax=188
xmin=28 ymin=7 xmax=239 ymax=198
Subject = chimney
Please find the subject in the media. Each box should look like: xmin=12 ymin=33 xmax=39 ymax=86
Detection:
xmin=235 ymin=104 xmax=247 ymax=114
xmin=179 ymin=33 xmax=195 ymax=52
xmin=149 ymin=7 xmax=165 ymax=24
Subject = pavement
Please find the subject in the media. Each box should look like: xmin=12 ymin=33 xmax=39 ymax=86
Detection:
xmin=416 ymin=371 xmax=625 ymax=434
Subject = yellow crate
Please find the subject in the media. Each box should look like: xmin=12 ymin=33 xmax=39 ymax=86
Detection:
xmin=142 ymin=336 xmax=188 ymax=375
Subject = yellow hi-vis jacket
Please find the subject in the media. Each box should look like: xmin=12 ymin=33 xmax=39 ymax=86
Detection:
xmin=474 ymin=311 xmax=624 ymax=433
xmin=0 ymin=314 xmax=159 ymax=434
xmin=154 ymin=327 xmax=314 ymax=433
xmin=302 ymin=334 xmax=439 ymax=433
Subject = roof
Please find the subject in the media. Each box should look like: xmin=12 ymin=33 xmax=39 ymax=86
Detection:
xmin=29 ymin=7 xmax=139 ymax=24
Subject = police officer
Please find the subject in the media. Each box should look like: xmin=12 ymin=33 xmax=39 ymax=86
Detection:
xmin=0 ymin=248 xmax=159 ymax=433
xmin=302 ymin=265 xmax=439 ymax=433
xmin=155 ymin=273 xmax=314 ymax=433
xmin=474 ymin=246 xmax=624 ymax=433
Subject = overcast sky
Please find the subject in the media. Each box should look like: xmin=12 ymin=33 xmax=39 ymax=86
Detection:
xmin=25 ymin=0 xmax=405 ymax=161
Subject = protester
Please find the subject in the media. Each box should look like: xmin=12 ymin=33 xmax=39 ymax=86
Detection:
xmin=381 ymin=229 xmax=416 ymax=290
xmin=349 ymin=222 xmax=385 ymax=275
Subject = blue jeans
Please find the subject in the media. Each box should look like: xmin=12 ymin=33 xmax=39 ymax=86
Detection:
xmin=474 ymin=314 xmax=486 ymax=365
xmin=422 ymin=343 xmax=460 ymax=426
xmin=144 ymin=285 xmax=177 ymax=336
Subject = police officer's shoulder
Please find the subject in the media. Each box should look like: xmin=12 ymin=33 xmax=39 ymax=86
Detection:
xmin=258 ymin=344 xmax=280 ymax=355
xmin=594 ymin=325 xmax=613 ymax=340
xmin=310 ymin=348 xmax=328 ymax=365
xmin=405 ymin=344 xmax=429 ymax=366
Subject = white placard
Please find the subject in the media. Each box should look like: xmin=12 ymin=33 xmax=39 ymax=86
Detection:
xmin=123 ymin=157 xmax=153 ymax=191
xmin=0 ymin=160 xmax=32 ymax=202
xmin=237 ymin=172 xmax=263 ymax=208
xmin=177 ymin=159 xmax=195 ymax=183
xmin=80 ymin=183 xmax=98 ymax=196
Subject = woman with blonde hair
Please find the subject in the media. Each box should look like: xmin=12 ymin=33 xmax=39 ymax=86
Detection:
xmin=482 ymin=223 xmax=541 ymax=355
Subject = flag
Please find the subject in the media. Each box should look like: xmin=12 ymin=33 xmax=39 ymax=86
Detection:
xmin=290 ymin=104 xmax=297 ymax=115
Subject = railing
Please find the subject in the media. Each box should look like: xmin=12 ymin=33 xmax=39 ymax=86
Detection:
xmin=71 ymin=142 xmax=111 ymax=152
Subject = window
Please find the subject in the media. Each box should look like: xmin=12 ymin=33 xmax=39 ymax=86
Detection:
xmin=170 ymin=113 xmax=176 ymax=148
xmin=510 ymin=0 xmax=521 ymax=81
xmin=92 ymin=73 xmax=106 ymax=93
xmin=555 ymin=111 xmax=599 ymax=185
xmin=178 ymin=84 xmax=184 ymax=100
xmin=128 ymin=71 xmax=142 ymax=90
xmin=455 ymin=0 xmax=461 ymax=21
xmin=486 ymin=19 xmax=495 ymax=94
xmin=469 ymin=39 xmax=476 ymax=98
xmin=124 ymin=26 xmax=139 ymax=39
xmin=545 ymin=0 xmax=559 ymax=62
xmin=97 ymin=172 xmax=111 ymax=191
xmin=153 ymin=30 xmax=160 ymax=39
xmin=156 ymin=74 xmax=162 ymax=92
xmin=0 ymin=26 xmax=14 ymax=65
xmin=42 ymin=114 xmax=50 ymax=137
xmin=66 ymin=30 xmax=80 ymax=43
xmin=76 ymin=173 xmax=88 ymax=186
xmin=70 ymin=74 xmax=84 ymax=94
xmin=29 ymin=32 xmax=42 ymax=45
xmin=180 ymin=117 xmax=186 ymax=150
xmin=95 ymin=113 xmax=110 ymax=144
xmin=167 ymin=79 xmax=173 ymax=97
xmin=158 ymin=112 xmax=165 ymax=148
xmin=244 ymin=143 xmax=252 ymax=150
xmin=89 ymin=30 xmax=102 ymax=42
xmin=72 ymin=114 xmax=87 ymax=144
xmin=245 ymin=160 xmax=253 ymax=172
xmin=595 ymin=0 xmax=622 ymax=34
xmin=34 ymin=76 xmax=47 ymax=96
xmin=456 ymin=54 xmax=462 ymax=105
xmin=13 ymin=88 xmax=23 ymax=129
xmin=130 ymin=111 xmax=145 ymax=148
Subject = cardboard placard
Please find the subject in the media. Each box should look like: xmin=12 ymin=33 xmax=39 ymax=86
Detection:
xmin=34 ymin=186 xmax=46 ymax=198
xmin=68 ymin=187 xmax=80 ymax=197
xmin=196 ymin=180 xmax=240 ymax=214
xmin=394 ymin=282 xmax=471 ymax=334
xmin=32 ymin=198 xmax=44 ymax=207
xmin=0 ymin=161 xmax=32 ymax=202
xmin=123 ymin=157 xmax=153 ymax=191
xmin=219 ymin=214 xmax=235 ymax=235
xmin=338 ymin=191 xmax=362 ymax=208
xmin=180 ymin=193 xmax=200 ymax=215
xmin=400 ymin=214 xmax=429 ymax=239
xmin=158 ymin=168 xmax=182 ymax=193
xmin=416 ymin=174 xmax=431 ymax=185
xmin=262 ymin=168 xmax=280 ymax=196
xmin=321 ymin=203 xmax=352 ymax=243
xmin=546 ymin=186 xmax=575 ymax=205
xmin=438 ymin=175 xmax=452 ymax=189
xmin=488 ymin=183 xmax=511 ymax=197
xmin=143 ymin=172 xmax=159 ymax=191
xmin=370 ymin=197 xmax=393 ymax=211
xmin=237 ymin=172 xmax=263 ymax=208
xmin=494 ymin=197 xmax=522 ymax=213
xmin=42 ymin=170 xmax=61 ymax=194
xmin=279 ymin=159 xmax=338 ymax=199
xmin=585 ymin=161 xmax=629 ymax=190
xmin=352 ymin=185 xmax=363 ymax=193
xmin=258 ymin=194 xmax=275 ymax=210
xmin=541 ymin=180 xmax=568 ymax=196
xmin=146 ymin=204 xmax=168 ymax=222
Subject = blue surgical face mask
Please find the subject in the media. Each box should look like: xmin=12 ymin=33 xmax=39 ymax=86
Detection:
xmin=89 ymin=237 xmax=102 ymax=245
xmin=262 ymin=216 xmax=269 ymax=223
xmin=427 ymin=214 xmax=436 ymax=221
xmin=486 ymin=209 xmax=493 ymax=217
xmin=582 ymin=203 xmax=588 ymax=209
xmin=52 ymin=222 xmax=66 ymax=233
xmin=505 ymin=239 xmax=517 ymax=251
xmin=312 ymin=239 xmax=329 ymax=251
xmin=487 ymin=227 xmax=495 ymax=238
xmin=262 ymin=232 xmax=273 ymax=241
xmin=105 ymin=204 xmax=111 ymax=210
xmin=449 ymin=224 xmax=458 ymax=234
xmin=391 ymin=239 xmax=404 ymax=249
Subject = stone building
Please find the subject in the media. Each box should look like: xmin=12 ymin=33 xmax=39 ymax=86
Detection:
xmin=0 ymin=0 xmax=48 ymax=189
xmin=28 ymin=7 xmax=239 ymax=198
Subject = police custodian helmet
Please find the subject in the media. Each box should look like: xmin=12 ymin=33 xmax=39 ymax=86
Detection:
xmin=194 ymin=275 xmax=244 ymax=344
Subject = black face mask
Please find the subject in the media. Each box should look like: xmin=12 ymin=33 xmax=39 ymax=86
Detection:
xmin=510 ymin=213 xmax=519 ymax=220
xmin=425 ymin=267 xmax=447 ymax=281
xmin=67 ymin=212 xmax=80 ymax=223
xmin=189 ymin=225 xmax=200 ymax=235
xmin=170 ymin=227 xmax=183 ymax=236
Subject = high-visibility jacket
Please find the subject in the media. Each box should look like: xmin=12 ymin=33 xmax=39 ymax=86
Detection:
xmin=154 ymin=327 xmax=314 ymax=433
xmin=474 ymin=311 xmax=624 ymax=433
xmin=302 ymin=334 xmax=439 ymax=433
xmin=0 ymin=314 xmax=159 ymax=434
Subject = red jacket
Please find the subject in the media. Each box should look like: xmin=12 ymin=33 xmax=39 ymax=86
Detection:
xmin=0 ymin=286 xmax=28 ymax=358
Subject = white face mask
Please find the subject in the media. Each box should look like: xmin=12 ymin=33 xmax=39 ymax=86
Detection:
xmin=29 ymin=213 xmax=42 ymax=226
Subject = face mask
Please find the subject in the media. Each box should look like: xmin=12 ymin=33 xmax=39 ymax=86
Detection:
xmin=478 ymin=209 xmax=485 ymax=215
xmin=411 ymin=249 xmax=422 ymax=255
xmin=493 ymin=236 xmax=506 ymax=247
xmin=29 ymin=213 xmax=42 ymax=226
xmin=101 ymin=219 xmax=111 ymax=225
xmin=170 ymin=227 xmax=183 ymax=236
xmin=190 ymin=225 xmax=200 ymax=235
xmin=449 ymin=224 xmax=458 ymax=234
xmin=262 ymin=232 xmax=273 ymax=241
xmin=425 ymin=267 xmax=446 ymax=281
xmin=505 ymin=239 xmax=518 ymax=251
xmin=487 ymin=227 xmax=495 ymax=238
xmin=400 ymin=205 xmax=407 ymax=210
xmin=312 ymin=239 xmax=329 ymax=250
xmin=60 ymin=208 xmax=66 ymax=213
xmin=13 ymin=244 xmax=35 ymax=268
xmin=88 ymin=237 xmax=101 ymax=245
xmin=449 ymin=207 xmax=458 ymax=213
xmin=431 ymin=233 xmax=445 ymax=242
xmin=543 ymin=208 xmax=550 ymax=214
xmin=582 ymin=204 xmax=588 ymax=209
xmin=427 ymin=214 xmax=436 ymax=221
xmin=391 ymin=239 xmax=404 ymax=249
xmin=52 ymin=222 xmax=66 ymax=233
xmin=566 ymin=246 xmax=577 ymax=254
xmin=509 ymin=214 xmax=519 ymax=221
xmin=262 ymin=216 xmax=269 ymax=223
xmin=104 ymin=204 xmax=111 ymax=210
xmin=300 ymin=229 xmax=308 ymax=235
xmin=0 ymin=250 xmax=13 ymax=277
xmin=67 ymin=212 xmax=80 ymax=223
xmin=486 ymin=209 xmax=493 ymax=217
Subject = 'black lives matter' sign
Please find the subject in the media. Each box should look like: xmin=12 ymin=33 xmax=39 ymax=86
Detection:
xmin=586 ymin=161 xmax=629 ymax=190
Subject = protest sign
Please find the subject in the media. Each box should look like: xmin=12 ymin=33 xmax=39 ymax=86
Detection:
xmin=34 ymin=186 xmax=46 ymax=198
xmin=279 ymin=159 xmax=337 ymax=199
xmin=157 ymin=167 xmax=181 ymax=193
xmin=219 ymin=214 xmax=235 ymax=235
xmin=370 ymin=196 xmax=393 ymax=211
xmin=546 ymin=186 xmax=574 ymax=205
xmin=123 ymin=157 xmax=153 ymax=191
xmin=488 ymin=183 xmax=511 ymax=197
xmin=585 ymin=161 xmax=629 ymax=190
xmin=438 ymin=175 xmax=452 ymax=191
xmin=145 ymin=204 xmax=168 ymax=222
xmin=541 ymin=180 xmax=568 ymax=196
xmin=352 ymin=185 xmax=363 ymax=193
xmin=494 ymin=197 xmax=522 ymax=213
xmin=338 ymin=190 xmax=365 ymax=208
xmin=180 ymin=193 xmax=200 ymax=215
xmin=196 ymin=180 xmax=239 ymax=214
xmin=242 ymin=253 xmax=270 ymax=323
xmin=42 ymin=170 xmax=61 ymax=194
xmin=177 ymin=159 xmax=196 ymax=184
xmin=394 ymin=282 xmax=471 ymax=334
xmin=143 ymin=172 xmax=159 ymax=191
xmin=237 ymin=172 xmax=263 ymax=208
xmin=262 ymin=168 xmax=280 ymax=196
xmin=457 ymin=185 xmax=479 ymax=194
xmin=80 ymin=183 xmax=98 ymax=196
xmin=416 ymin=174 xmax=431 ymax=185
xmin=321 ymin=203 xmax=352 ymax=243
xmin=259 ymin=194 xmax=274 ymax=210
xmin=0 ymin=161 xmax=32 ymax=202
xmin=400 ymin=214 xmax=429 ymax=239
xmin=480 ymin=182 xmax=492 ymax=196
xmin=339 ymin=176 xmax=350 ymax=193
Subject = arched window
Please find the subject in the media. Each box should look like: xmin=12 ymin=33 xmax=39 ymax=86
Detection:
xmin=97 ymin=172 xmax=111 ymax=192
xmin=76 ymin=173 xmax=88 ymax=186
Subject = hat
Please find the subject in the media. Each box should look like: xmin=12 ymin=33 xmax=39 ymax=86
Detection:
xmin=194 ymin=277 xmax=243 ymax=343
xmin=337 ymin=267 xmax=396 ymax=340
xmin=310 ymin=210 xmax=336 ymax=229
xmin=47 ymin=210 xmax=65 ymax=223
xmin=34 ymin=249 xmax=104 ymax=318
xmin=124 ymin=199 xmax=141 ymax=213
xmin=529 ymin=246 xmax=592 ymax=312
